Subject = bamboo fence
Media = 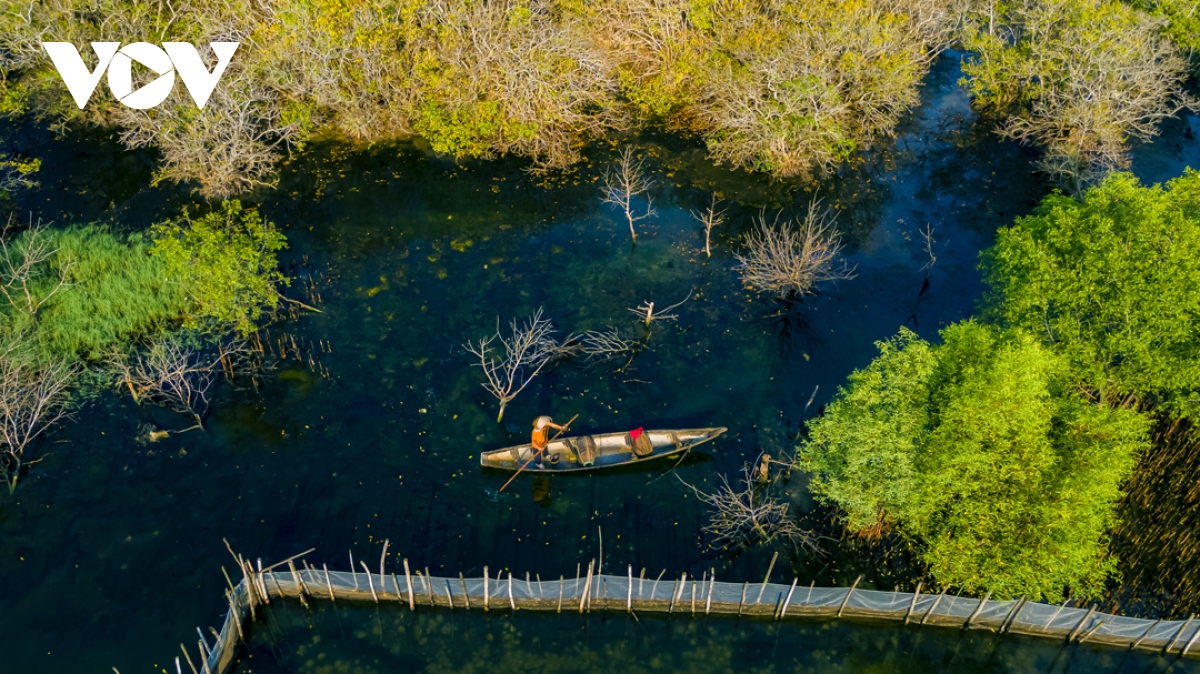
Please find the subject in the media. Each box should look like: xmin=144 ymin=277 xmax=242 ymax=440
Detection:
xmin=179 ymin=545 xmax=1200 ymax=674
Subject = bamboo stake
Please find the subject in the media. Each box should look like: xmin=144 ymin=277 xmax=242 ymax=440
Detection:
xmin=1001 ymin=597 xmax=1027 ymax=634
xmin=239 ymin=561 xmax=256 ymax=621
xmin=323 ymin=564 xmax=335 ymax=602
xmin=260 ymin=549 xmax=317 ymax=574
xmin=837 ymin=576 xmax=862 ymax=618
xmin=1077 ymin=621 xmax=1105 ymax=645
xmin=198 ymin=642 xmax=212 ymax=674
xmin=558 ymin=575 xmax=564 ymax=613
xmin=445 ymin=579 xmax=455 ymax=609
xmin=706 ymin=572 xmax=715 ymax=615
xmin=627 ymin=565 xmax=633 ymax=613
xmin=639 ymin=568 xmax=646 ymax=598
xmin=360 ymin=562 xmax=378 ymax=602
xmin=1180 ymin=619 xmax=1200 ymax=656
xmin=738 ymin=582 xmax=748 ymax=615
xmin=1067 ymin=605 xmax=1097 ymax=642
xmin=779 ymin=578 xmax=798 ymax=619
xmin=921 ymin=587 xmax=948 ymax=625
xmin=256 ymin=559 xmax=271 ymax=604
xmin=536 ymin=573 xmax=543 ymax=599
xmin=508 ymin=572 xmax=516 ymax=611
xmin=221 ymin=567 xmax=236 ymax=596
xmin=392 ymin=573 xmax=401 ymax=601
xmin=250 ymin=561 xmax=266 ymax=608
xmin=1164 ymin=615 xmax=1194 ymax=655
xmin=806 ymin=581 xmax=814 ymax=606
xmin=404 ymin=559 xmax=415 ymax=610
xmin=268 ymin=570 xmax=285 ymax=601
xmin=904 ymin=582 xmax=923 ymax=624
xmin=579 ymin=561 xmax=593 ymax=613
xmin=287 ymin=561 xmax=308 ymax=608
xmin=461 ymin=573 xmax=471 ymax=609
xmin=380 ymin=539 xmax=389 ymax=580
xmin=226 ymin=591 xmax=243 ymax=641
xmin=691 ymin=577 xmax=697 ymax=614
xmin=756 ymin=552 xmax=778 ymax=603
xmin=425 ymin=568 xmax=434 ymax=606
xmin=1132 ymin=619 xmax=1162 ymax=650
xmin=484 ymin=566 xmax=490 ymax=611
xmin=652 ymin=569 xmax=665 ymax=602
xmin=964 ymin=592 xmax=992 ymax=629
xmin=196 ymin=629 xmax=210 ymax=661
xmin=1042 ymin=600 xmax=1070 ymax=632
xmin=180 ymin=644 xmax=199 ymax=674
xmin=349 ymin=552 xmax=358 ymax=590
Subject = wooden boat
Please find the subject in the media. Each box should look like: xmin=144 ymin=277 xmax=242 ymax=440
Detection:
xmin=480 ymin=427 xmax=726 ymax=472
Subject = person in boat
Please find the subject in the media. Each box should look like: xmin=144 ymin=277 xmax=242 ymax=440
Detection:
xmin=532 ymin=415 xmax=567 ymax=468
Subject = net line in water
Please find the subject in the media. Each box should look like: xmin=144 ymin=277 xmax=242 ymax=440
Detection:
xmin=187 ymin=550 xmax=1200 ymax=674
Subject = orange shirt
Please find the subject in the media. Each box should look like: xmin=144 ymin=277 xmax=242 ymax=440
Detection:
xmin=532 ymin=426 xmax=550 ymax=449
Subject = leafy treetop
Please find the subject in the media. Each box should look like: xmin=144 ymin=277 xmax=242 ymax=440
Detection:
xmin=151 ymin=200 xmax=289 ymax=336
xmin=982 ymin=170 xmax=1200 ymax=417
xmin=802 ymin=323 xmax=1148 ymax=600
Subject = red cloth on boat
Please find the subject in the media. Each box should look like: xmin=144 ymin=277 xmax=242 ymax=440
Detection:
xmin=629 ymin=427 xmax=645 ymax=440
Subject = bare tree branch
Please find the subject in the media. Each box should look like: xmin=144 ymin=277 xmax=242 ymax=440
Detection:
xmin=735 ymin=202 xmax=857 ymax=300
xmin=464 ymin=308 xmax=560 ymax=422
xmin=691 ymin=195 xmax=727 ymax=258
xmin=0 ymin=342 xmax=75 ymax=491
xmin=0 ymin=216 xmax=72 ymax=316
xmin=111 ymin=338 xmax=248 ymax=430
xmin=601 ymin=146 xmax=655 ymax=241
xmin=628 ymin=289 xmax=692 ymax=325
xmin=679 ymin=457 xmax=822 ymax=554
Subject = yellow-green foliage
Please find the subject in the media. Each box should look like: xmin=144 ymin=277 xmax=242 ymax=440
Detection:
xmin=961 ymin=0 xmax=1189 ymax=188
xmin=150 ymin=200 xmax=288 ymax=336
xmin=803 ymin=323 xmax=1148 ymax=600
xmin=0 ymin=0 xmax=950 ymax=192
xmin=1133 ymin=0 xmax=1200 ymax=69
xmin=0 ymin=226 xmax=190 ymax=362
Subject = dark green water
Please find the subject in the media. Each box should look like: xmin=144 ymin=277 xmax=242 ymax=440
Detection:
xmin=1 ymin=55 xmax=1197 ymax=673
xmin=236 ymin=600 xmax=1189 ymax=674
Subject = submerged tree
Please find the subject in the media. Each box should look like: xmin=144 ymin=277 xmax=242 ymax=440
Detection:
xmin=600 ymin=146 xmax=655 ymax=241
xmin=691 ymin=196 xmax=726 ymax=258
xmin=680 ymin=458 xmax=821 ymax=554
xmin=735 ymin=203 xmax=856 ymax=300
xmin=801 ymin=323 xmax=1148 ymax=600
xmin=0 ymin=218 xmax=72 ymax=317
xmin=111 ymin=338 xmax=248 ymax=431
xmin=962 ymin=0 xmax=1191 ymax=191
xmin=0 ymin=343 xmax=74 ymax=491
xmin=465 ymin=308 xmax=562 ymax=422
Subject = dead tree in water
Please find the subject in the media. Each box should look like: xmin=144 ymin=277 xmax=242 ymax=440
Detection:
xmin=0 ymin=344 xmax=74 ymax=491
xmin=735 ymin=203 xmax=856 ymax=300
xmin=679 ymin=461 xmax=821 ymax=554
xmin=0 ymin=217 xmax=72 ymax=316
xmin=628 ymin=290 xmax=692 ymax=326
xmin=112 ymin=339 xmax=248 ymax=431
xmin=690 ymin=195 xmax=726 ymax=258
xmin=601 ymin=146 xmax=655 ymax=241
xmin=579 ymin=327 xmax=643 ymax=366
xmin=465 ymin=308 xmax=562 ymax=422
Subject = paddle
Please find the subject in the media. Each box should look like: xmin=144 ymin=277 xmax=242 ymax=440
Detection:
xmin=498 ymin=413 xmax=579 ymax=493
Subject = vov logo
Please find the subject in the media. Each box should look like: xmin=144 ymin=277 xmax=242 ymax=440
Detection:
xmin=41 ymin=42 xmax=239 ymax=110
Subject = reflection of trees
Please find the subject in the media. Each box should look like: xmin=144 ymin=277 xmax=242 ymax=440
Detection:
xmin=1110 ymin=417 xmax=1200 ymax=618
